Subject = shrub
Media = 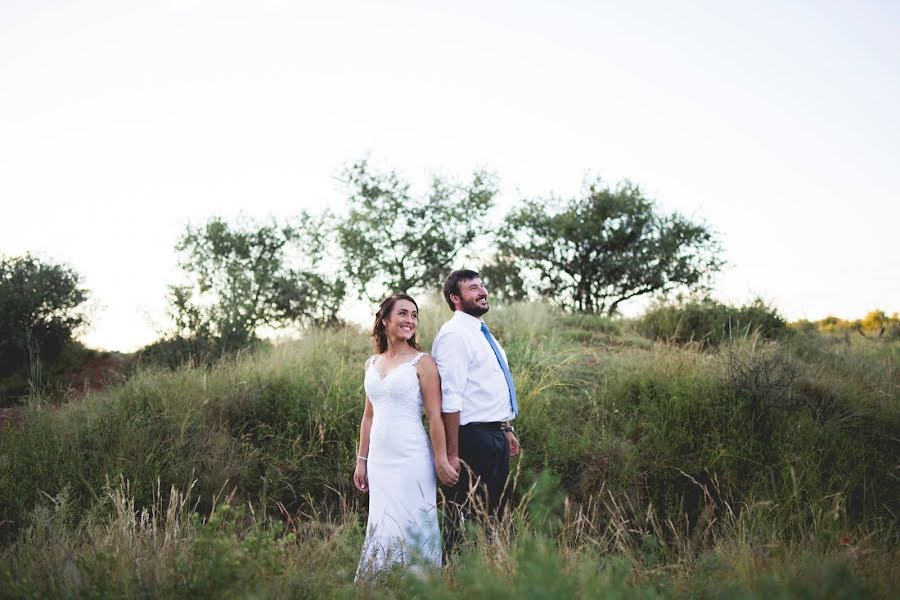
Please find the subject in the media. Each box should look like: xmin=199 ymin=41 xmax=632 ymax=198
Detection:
xmin=136 ymin=335 xmax=271 ymax=370
xmin=635 ymin=297 xmax=788 ymax=346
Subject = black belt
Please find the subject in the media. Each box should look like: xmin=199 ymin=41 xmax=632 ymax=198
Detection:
xmin=460 ymin=421 xmax=504 ymax=431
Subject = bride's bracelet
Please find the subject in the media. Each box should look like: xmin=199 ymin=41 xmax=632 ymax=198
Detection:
xmin=357 ymin=455 xmax=368 ymax=461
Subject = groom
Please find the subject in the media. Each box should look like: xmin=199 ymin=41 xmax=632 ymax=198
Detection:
xmin=431 ymin=269 xmax=521 ymax=555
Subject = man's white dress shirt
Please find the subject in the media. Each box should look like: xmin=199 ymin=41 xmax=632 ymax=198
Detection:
xmin=431 ymin=310 xmax=515 ymax=425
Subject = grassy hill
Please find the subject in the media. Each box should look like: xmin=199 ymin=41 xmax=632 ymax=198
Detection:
xmin=1 ymin=302 xmax=897 ymax=598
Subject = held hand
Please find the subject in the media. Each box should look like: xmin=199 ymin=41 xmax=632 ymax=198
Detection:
xmin=353 ymin=461 xmax=369 ymax=493
xmin=448 ymin=454 xmax=460 ymax=476
xmin=436 ymin=458 xmax=459 ymax=487
xmin=506 ymin=431 xmax=520 ymax=457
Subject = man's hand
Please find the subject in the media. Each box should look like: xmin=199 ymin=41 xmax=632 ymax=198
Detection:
xmin=506 ymin=431 xmax=520 ymax=457
xmin=448 ymin=454 xmax=461 ymax=478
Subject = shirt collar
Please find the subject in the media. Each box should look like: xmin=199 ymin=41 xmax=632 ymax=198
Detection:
xmin=453 ymin=310 xmax=484 ymax=330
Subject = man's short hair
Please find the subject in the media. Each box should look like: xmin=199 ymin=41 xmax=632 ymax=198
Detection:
xmin=443 ymin=269 xmax=480 ymax=311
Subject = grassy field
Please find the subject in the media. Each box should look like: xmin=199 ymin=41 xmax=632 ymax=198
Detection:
xmin=1 ymin=301 xmax=897 ymax=598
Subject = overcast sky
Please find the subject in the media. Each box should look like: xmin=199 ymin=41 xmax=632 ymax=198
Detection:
xmin=2 ymin=0 xmax=898 ymax=351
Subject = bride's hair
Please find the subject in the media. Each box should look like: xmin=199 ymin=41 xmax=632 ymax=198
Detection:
xmin=372 ymin=293 xmax=422 ymax=354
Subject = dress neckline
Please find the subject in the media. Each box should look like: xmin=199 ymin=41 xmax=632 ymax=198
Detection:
xmin=371 ymin=352 xmax=422 ymax=381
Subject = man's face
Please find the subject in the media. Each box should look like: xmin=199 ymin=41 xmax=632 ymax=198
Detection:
xmin=453 ymin=277 xmax=489 ymax=317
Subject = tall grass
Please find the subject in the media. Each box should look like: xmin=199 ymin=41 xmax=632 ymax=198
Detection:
xmin=2 ymin=473 xmax=893 ymax=598
xmin=1 ymin=301 xmax=897 ymax=597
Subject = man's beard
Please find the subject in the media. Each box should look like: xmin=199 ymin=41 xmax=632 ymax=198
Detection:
xmin=460 ymin=296 xmax=489 ymax=317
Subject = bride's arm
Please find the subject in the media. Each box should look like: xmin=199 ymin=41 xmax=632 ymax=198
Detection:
xmin=354 ymin=359 xmax=376 ymax=493
xmin=354 ymin=397 xmax=374 ymax=492
xmin=418 ymin=355 xmax=459 ymax=487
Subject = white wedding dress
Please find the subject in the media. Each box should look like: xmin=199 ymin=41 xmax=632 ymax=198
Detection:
xmin=356 ymin=352 xmax=441 ymax=577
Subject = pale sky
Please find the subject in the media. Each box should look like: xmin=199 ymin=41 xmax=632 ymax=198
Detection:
xmin=2 ymin=0 xmax=898 ymax=351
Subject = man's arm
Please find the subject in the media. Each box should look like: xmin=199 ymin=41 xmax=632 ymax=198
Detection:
xmin=442 ymin=411 xmax=460 ymax=473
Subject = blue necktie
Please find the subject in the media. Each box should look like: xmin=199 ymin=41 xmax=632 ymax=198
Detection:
xmin=480 ymin=322 xmax=518 ymax=417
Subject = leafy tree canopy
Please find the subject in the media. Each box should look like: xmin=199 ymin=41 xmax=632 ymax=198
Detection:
xmin=166 ymin=213 xmax=345 ymax=357
xmin=0 ymin=254 xmax=88 ymax=378
xmin=336 ymin=160 xmax=498 ymax=301
xmin=489 ymin=178 xmax=724 ymax=315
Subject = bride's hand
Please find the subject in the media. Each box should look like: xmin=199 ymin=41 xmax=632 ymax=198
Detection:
xmin=436 ymin=458 xmax=459 ymax=487
xmin=354 ymin=460 xmax=369 ymax=493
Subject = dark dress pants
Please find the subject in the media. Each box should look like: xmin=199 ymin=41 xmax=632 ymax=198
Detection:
xmin=443 ymin=423 xmax=510 ymax=558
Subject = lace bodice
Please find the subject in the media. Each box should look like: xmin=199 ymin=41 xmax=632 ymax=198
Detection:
xmin=364 ymin=352 xmax=426 ymax=423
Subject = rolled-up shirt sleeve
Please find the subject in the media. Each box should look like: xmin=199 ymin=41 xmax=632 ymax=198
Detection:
xmin=432 ymin=331 xmax=468 ymax=413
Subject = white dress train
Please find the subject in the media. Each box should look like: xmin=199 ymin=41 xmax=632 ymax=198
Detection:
xmin=356 ymin=352 xmax=441 ymax=578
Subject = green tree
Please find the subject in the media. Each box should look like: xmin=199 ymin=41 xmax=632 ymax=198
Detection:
xmin=0 ymin=254 xmax=88 ymax=379
xmin=336 ymin=160 xmax=498 ymax=301
xmin=479 ymin=253 xmax=529 ymax=303
xmin=161 ymin=213 xmax=345 ymax=358
xmin=489 ymin=178 xmax=723 ymax=315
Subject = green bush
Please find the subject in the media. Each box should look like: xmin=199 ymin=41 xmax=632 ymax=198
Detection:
xmin=0 ymin=341 xmax=108 ymax=407
xmin=136 ymin=335 xmax=273 ymax=370
xmin=635 ymin=297 xmax=789 ymax=346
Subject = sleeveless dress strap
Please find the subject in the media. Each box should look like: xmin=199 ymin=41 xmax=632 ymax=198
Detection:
xmin=410 ymin=352 xmax=427 ymax=366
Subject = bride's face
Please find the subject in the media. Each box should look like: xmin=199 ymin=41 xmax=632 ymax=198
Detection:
xmin=384 ymin=299 xmax=418 ymax=343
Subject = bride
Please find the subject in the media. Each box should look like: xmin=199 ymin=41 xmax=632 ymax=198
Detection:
xmin=353 ymin=293 xmax=459 ymax=577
